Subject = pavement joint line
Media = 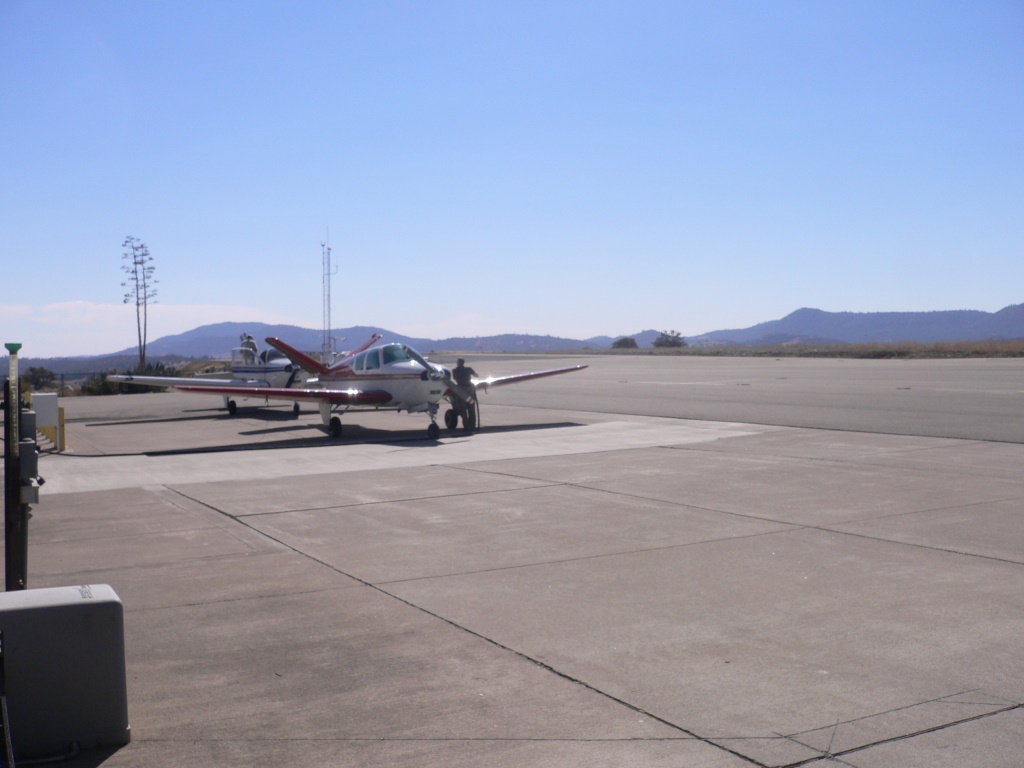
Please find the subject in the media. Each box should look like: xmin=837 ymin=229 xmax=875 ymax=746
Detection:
xmin=164 ymin=465 xmax=800 ymax=584
xmin=776 ymin=702 xmax=1024 ymax=768
xmin=818 ymin=494 xmax=1024 ymax=525
xmin=367 ymin=581 xmax=771 ymax=768
xmin=809 ymin=524 xmax=1024 ymax=567
xmin=229 ymin=481 xmax=568 ymax=519
xmin=454 ymin=464 xmax=1024 ymax=567
xmin=786 ymin=687 xmax=1010 ymax=735
xmin=370 ymin=526 xmax=799 ymax=586
xmin=434 ymin=463 xmax=1024 ymax=573
xmin=162 ymin=486 xmax=772 ymax=768
xmin=452 ymin=463 xmax=805 ymax=529
xmin=668 ymin=440 xmax=1015 ymax=479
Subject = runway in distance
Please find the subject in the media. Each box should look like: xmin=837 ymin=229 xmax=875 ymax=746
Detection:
xmin=120 ymin=336 xmax=587 ymax=439
xmin=108 ymin=333 xmax=380 ymax=416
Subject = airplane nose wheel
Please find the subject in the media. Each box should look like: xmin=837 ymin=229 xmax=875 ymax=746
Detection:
xmin=444 ymin=408 xmax=458 ymax=430
xmin=427 ymin=422 xmax=441 ymax=440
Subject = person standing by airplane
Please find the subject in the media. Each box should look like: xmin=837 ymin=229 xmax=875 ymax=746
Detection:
xmin=240 ymin=333 xmax=258 ymax=364
xmin=451 ymin=358 xmax=478 ymax=430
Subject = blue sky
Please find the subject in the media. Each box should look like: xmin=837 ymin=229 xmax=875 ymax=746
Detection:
xmin=2 ymin=1 xmax=1022 ymax=357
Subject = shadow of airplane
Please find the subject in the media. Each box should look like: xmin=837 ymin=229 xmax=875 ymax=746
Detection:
xmin=84 ymin=406 xmax=305 ymax=429
xmin=139 ymin=421 xmax=585 ymax=457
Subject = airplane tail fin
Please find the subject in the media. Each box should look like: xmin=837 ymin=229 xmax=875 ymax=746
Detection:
xmin=264 ymin=337 xmax=330 ymax=376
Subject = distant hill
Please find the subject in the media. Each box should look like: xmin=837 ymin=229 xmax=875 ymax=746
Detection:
xmin=127 ymin=322 xmax=661 ymax=358
xmin=689 ymin=304 xmax=1024 ymax=346
xmin=10 ymin=304 xmax=1024 ymax=373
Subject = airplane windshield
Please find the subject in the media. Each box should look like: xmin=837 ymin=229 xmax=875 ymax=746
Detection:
xmin=381 ymin=345 xmax=412 ymax=365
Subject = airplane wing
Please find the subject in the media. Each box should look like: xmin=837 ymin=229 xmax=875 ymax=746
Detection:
xmin=174 ymin=383 xmax=393 ymax=406
xmin=107 ymin=374 xmax=267 ymax=389
xmin=471 ymin=364 xmax=588 ymax=391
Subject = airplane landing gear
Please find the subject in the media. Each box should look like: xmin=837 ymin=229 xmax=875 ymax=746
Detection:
xmin=293 ymin=402 xmax=300 ymax=417
xmin=426 ymin=403 xmax=442 ymax=440
xmin=227 ymin=399 xmax=237 ymax=415
xmin=329 ymin=416 xmax=343 ymax=439
xmin=444 ymin=408 xmax=458 ymax=430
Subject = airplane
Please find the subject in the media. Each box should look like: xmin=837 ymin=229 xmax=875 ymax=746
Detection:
xmin=108 ymin=334 xmax=380 ymax=416
xmin=167 ymin=336 xmax=588 ymax=439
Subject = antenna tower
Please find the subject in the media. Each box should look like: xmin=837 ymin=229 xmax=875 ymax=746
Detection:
xmin=321 ymin=238 xmax=337 ymax=359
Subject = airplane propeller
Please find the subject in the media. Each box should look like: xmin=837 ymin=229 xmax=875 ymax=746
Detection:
xmin=401 ymin=345 xmax=443 ymax=381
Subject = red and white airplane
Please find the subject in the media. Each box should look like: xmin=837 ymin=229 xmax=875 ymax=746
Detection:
xmin=108 ymin=334 xmax=381 ymax=416
xmin=167 ymin=336 xmax=587 ymax=439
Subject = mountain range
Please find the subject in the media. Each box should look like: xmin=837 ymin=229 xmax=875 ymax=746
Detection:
xmin=132 ymin=304 xmax=1024 ymax=358
xmin=133 ymin=323 xmax=644 ymax=358
xmin=688 ymin=304 xmax=1024 ymax=346
xmin=15 ymin=304 xmax=1024 ymax=370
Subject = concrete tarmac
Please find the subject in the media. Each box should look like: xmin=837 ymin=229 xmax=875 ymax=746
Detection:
xmin=7 ymin=355 xmax=1024 ymax=767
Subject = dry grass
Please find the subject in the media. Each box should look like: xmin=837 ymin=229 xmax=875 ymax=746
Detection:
xmin=590 ymin=340 xmax=1024 ymax=359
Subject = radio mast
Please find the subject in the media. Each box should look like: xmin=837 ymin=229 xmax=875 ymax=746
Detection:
xmin=321 ymin=237 xmax=337 ymax=360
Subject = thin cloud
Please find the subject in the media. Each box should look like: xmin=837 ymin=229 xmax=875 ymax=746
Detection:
xmin=1 ymin=302 xmax=307 ymax=358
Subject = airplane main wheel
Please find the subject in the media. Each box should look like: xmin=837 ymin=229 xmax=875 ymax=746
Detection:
xmin=427 ymin=422 xmax=441 ymax=440
xmin=227 ymin=400 xmax=237 ymax=415
xmin=444 ymin=408 xmax=458 ymax=430
xmin=329 ymin=416 xmax=343 ymax=439
xmin=292 ymin=402 xmax=300 ymax=417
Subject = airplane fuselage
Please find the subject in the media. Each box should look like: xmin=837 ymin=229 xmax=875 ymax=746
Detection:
xmin=312 ymin=345 xmax=449 ymax=413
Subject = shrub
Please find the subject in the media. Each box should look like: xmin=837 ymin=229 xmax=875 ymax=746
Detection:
xmin=653 ymin=330 xmax=686 ymax=348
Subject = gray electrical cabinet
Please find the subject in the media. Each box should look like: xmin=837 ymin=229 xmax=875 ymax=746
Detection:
xmin=0 ymin=584 xmax=130 ymax=760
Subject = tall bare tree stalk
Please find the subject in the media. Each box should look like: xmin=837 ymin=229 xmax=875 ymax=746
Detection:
xmin=121 ymin=236 xmax=158 ymax=372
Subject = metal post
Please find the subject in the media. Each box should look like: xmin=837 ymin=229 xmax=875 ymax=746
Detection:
xmin=4 ymin=343 xmax=27 ymax=591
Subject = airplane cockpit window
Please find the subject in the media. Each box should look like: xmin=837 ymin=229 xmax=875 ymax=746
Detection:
xmin=363 ymin=349 xmax=381 ymax=370
xmin=381 ymin=345 xmax=411 ymax=365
